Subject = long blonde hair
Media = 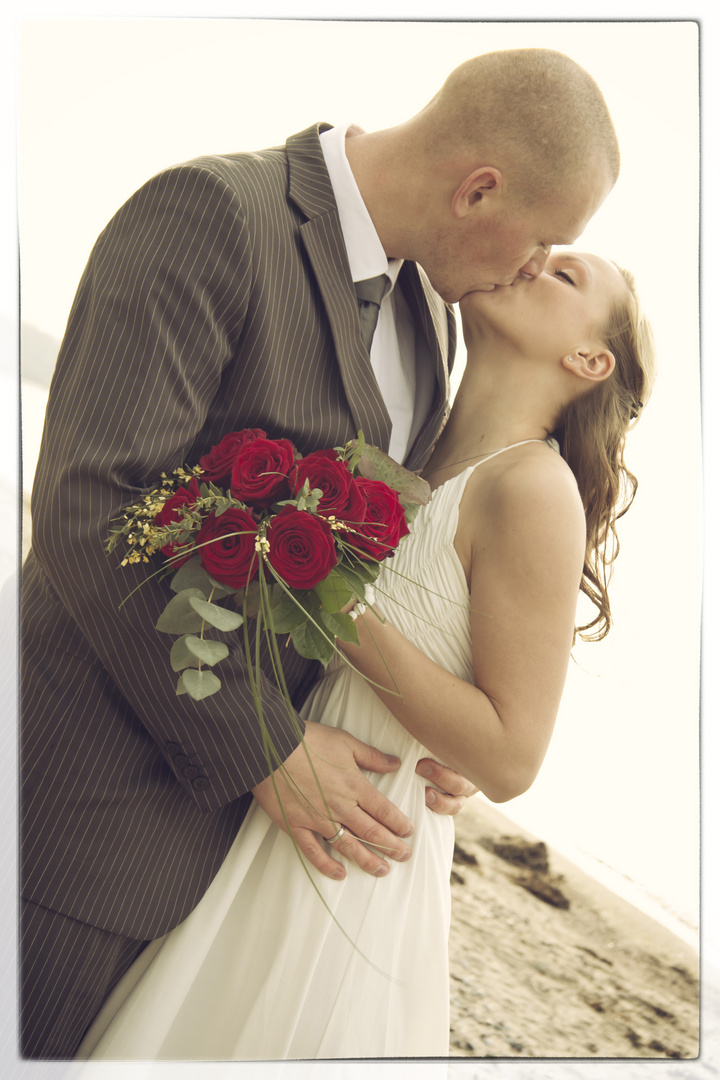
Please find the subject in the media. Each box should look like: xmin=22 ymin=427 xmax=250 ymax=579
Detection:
xmin=552 ymin=267 xmax=656 ymax=640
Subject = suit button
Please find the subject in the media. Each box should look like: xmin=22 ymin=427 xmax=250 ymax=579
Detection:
xmin=174 ymin=754 xmax=190 ymax=769
xmin=192 ymin=776 xmax=210 ymax=791
xmin=166 ymin=742 xmax=182 ymax=755
xmin=183 ymin=765 xmax=200 ymax=779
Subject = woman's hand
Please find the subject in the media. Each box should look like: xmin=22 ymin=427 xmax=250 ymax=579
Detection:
xmin=416 ymin=759 xmax=479 ymax=814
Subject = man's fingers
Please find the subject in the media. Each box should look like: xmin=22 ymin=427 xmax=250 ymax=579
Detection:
xmin=342 ymin=805 xmax=413 ymax=862
xmin=348 ymin=733 xmax=403 ymax=776
xmin=292 ymin=827 xmax=347 ymax=880
xmin=294 ymin=823 xmax=394 ymax=879
xmin=252 ymin=724 xmax=419 ymax=878
xmin=352 ymin=775 xmax=414 ymax=841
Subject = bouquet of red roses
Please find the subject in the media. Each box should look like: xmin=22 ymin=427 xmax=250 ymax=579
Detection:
xmin=106 ymin=429 xmax=430 ymax=703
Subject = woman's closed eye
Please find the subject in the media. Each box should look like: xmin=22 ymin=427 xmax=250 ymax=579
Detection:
xmin=554 ymin=269 xmax=575 ymax=285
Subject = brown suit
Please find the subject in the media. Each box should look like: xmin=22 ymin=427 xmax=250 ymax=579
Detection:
xmin=19 ymin=124 xmax=455 ymax=1056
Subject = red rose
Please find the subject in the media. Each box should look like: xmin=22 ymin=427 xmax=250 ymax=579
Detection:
xmin=154 ymin=478 xmax=201 ymax=565
xmin=196 ymin=508 xmax=259 ymax=588
xmin=266 ymin=505 xmax=338 ymax=589
xmin=198 ymin=428 xmax=267 ymax=484
xmin=292 ymin=449 xmax=367 ymax=523
xmin=347 ymin=478 xmax=410 ymax=562
xmin=230 ymin=438 xmax=296 ymax=508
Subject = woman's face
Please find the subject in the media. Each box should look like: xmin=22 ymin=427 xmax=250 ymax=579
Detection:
xmin=459 ymin=251 xmax=627 ymax=361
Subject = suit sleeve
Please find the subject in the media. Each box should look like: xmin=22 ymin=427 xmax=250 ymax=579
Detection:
xmin=30 ymin=162 xmax=305 ymax=812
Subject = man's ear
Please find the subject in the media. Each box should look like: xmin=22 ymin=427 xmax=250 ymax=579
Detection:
xmin=561 ymin=349 xmax=616 ymax=383
xmin=451 ymin=167 xmax=503 ymax=218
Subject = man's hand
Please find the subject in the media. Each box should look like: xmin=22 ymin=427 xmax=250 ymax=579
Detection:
xmin=252 ymin=721 xmax=414 ymax=881
xmin=416 ymin=759 xmax=478 ymax=815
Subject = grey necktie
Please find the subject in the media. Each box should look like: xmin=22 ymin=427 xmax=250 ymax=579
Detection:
xmin=354 ymin=275 xmax=389 ymax=353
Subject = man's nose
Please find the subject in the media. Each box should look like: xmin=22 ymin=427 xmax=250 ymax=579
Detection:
xmin=518 ymin=247 xmax=551 ymax=280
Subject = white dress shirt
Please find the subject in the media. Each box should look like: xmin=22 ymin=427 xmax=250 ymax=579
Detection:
xmin=319 ymin=124 xmax=434 ymax=464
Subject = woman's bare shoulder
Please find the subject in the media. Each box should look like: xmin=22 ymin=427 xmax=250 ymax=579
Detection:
xmin=463 ymin=443 xmax=585 ymax=545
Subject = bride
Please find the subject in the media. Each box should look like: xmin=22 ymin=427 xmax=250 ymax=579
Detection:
xmin=78 ymin=250 xmax=655 ymax=1060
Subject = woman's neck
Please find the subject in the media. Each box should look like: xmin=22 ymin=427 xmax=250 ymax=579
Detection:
xmin=424 ymin=347 xmax=557 ymax=479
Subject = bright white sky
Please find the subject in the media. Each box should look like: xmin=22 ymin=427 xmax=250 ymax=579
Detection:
xmin=3 ymin=6 xmax=720 ymax=1080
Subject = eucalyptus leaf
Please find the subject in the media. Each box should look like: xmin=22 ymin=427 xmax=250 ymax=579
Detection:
xmin=188 ymin=596 xmax=244 ymax=632
xmin=171 ymin=635 xmax=199 ymax=671
xmin=185 ymin=636 xmax=230 ymax=666
xmin=178 ymin=667 xmax=222 ymax=700
xmin=169 ymin=557 xmax=234 ymax=599
xmin=156 ymin=588 xmax=207 ymax=634
xmin=171 ymin=635 xmax=230 ymax=671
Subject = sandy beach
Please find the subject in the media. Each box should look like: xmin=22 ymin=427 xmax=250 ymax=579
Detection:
xmin=448 ymin=794 xmax=700 ymax=1060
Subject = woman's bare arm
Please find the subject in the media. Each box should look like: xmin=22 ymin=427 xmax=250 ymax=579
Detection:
xmin=338 ymin=455 xmax=586 ymax=802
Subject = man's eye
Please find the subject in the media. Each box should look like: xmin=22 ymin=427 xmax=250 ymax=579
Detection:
xmin=555 ymin=270 xmax=575 ymax=285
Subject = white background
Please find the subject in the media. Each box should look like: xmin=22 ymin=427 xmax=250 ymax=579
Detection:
xmin=2 ymin=5 xmax=718 ymax=1080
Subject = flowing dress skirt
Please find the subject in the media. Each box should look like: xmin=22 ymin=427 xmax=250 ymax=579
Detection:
xmin=79 ymin=465 xmax=480 ymax=1060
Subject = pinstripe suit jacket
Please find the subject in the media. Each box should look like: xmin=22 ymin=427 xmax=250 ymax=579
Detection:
xmin=20 ymin=124 xmax=456 ymax=940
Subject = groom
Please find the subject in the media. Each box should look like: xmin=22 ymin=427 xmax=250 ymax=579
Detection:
xmin=20 ymin=48 xmax=619 ymax=1057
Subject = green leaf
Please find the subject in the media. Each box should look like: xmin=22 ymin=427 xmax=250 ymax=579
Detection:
xmin=177 ymin=667 xmax=222 ymax=700
xmin=169 ymin=556 xmax=234 ymax=599
xmin=170 ymin=635 xmax=230 ymax=671
xmin=351 ymin=441 xmax=431 ymax=508
xmin=188 ymin=596 xmax=244 ymax=631
xmin=235 ymin=579 xmax=262 ymax=619
xmin=313 ymin=568 xmax=354 ymax=613
xmin=345 ymin=430 xmax=366 ymax=472
xmin=320 ymin=609 xmax=359 ymax=645
xmin=156 ymin=588 xmax=207 ymax=634
xmin=271 ymin=588 xmax=319 ymax=634
xmin=402 ymin=501 xmax=421 ymax=526
xmin=186 ymin=636 xmax=230 ymax=666
xmin=340 ymin=559 xmax=380 ymax=588
xmin=291 ymin=619 xmax=335 ymax=666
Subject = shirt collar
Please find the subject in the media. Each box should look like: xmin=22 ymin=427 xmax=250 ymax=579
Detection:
xmin=319 ymin=123 xmax=402 ymax=291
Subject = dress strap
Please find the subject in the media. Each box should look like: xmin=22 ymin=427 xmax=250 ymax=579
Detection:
xmin=424 ymin=439 xmax=552 ymax=552
xmin=470 ymin=438 xmax=549 ymax=467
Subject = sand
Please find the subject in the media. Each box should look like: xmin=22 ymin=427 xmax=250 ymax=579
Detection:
xmin=447 ymin=795 xmax=700 ymax=1060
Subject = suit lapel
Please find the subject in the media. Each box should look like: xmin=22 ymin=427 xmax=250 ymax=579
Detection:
xmin=284 ymin=125 xmax=456 ymax=467
xmin=286 ymin=127 xmax=392 ymax=452
xmin=399 ymin=261 xmax=456 ymax=471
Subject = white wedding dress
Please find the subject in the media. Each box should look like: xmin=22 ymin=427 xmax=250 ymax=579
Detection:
xmin=78 ymin=444 xmax=541 ymax=1061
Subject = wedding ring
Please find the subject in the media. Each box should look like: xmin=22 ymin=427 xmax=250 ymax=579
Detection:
xmin=327 ymin=826 xmax=346 ymax=844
